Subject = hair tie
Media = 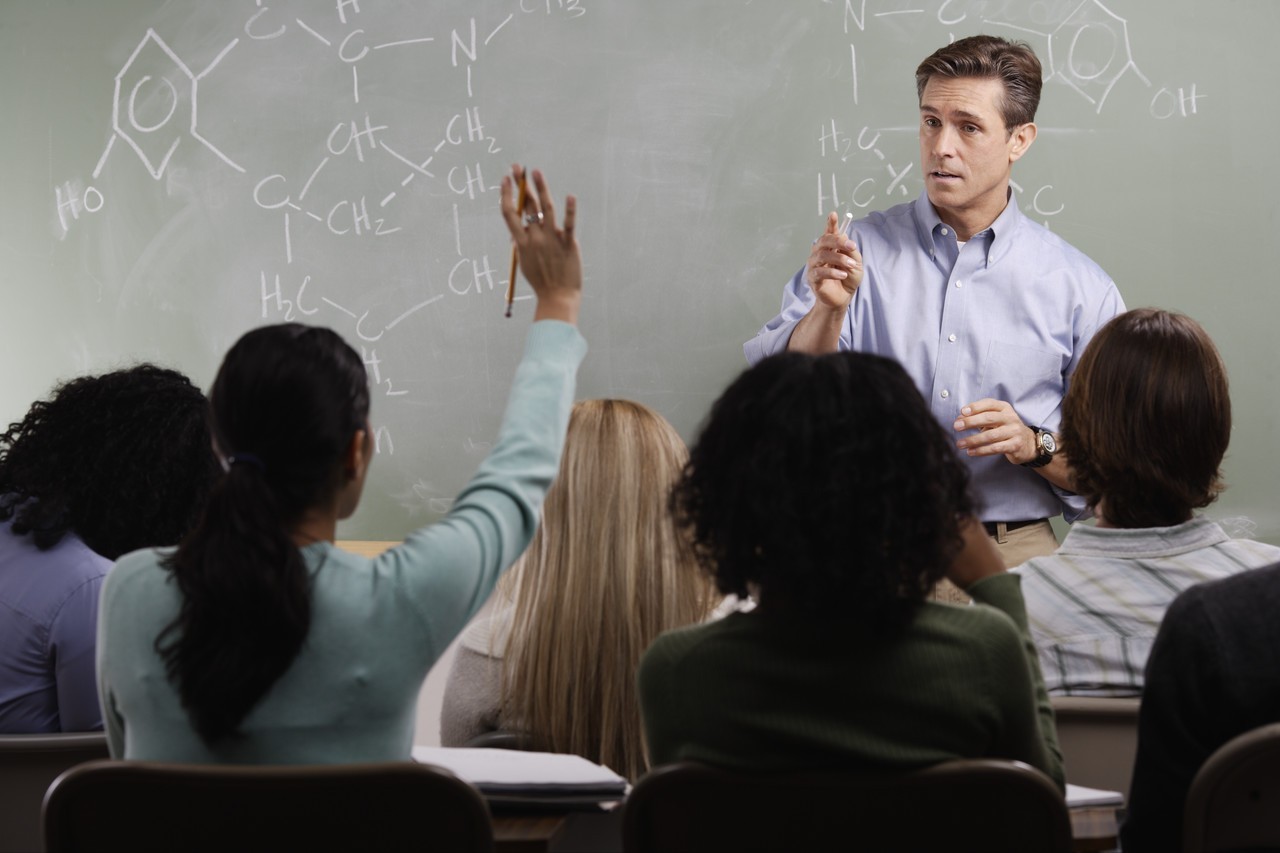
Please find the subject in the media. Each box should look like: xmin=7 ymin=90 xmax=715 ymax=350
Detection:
xmin=227 ymin=452 xmax=267 ymax=473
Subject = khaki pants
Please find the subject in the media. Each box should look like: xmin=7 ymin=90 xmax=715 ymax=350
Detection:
xmin=931 ymin=519 xmax=1059 ymax=604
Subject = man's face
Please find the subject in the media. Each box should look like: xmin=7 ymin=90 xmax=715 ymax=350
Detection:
xmin=918 ymin=75 xmax=1033 ymax=232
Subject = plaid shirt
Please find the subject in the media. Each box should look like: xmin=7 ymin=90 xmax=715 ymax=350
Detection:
xmin=1017 ymin=517 xmax=1280 ymax=696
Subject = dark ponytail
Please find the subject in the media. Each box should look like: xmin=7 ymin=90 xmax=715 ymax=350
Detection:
xmin=157 ymin=324 xmax=370 ymax=745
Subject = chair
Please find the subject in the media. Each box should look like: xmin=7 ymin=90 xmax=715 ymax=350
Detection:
xmin=1051 ymin=696 xmax=1140 ymax=801
xmin=622 ymin=759 xmax=1073 ymax=853
xmin=42 ymin=759 xmax=493 ymax=853
xmin=1183 ymin=722 xmax=1280 ymax=853
xmin=0 ymin=731 xmax=108 ymax=853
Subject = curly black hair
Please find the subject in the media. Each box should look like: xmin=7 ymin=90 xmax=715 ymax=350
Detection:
xmin=0 ymin=364 xmax=218 ymax=560
xmin=671 ymin=351 xmax=974 ymax=634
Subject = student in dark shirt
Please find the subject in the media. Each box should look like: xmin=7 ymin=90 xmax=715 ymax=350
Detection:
xmin=1121 ymin=563 xmax=1280 ymax=852
xmin=638 ymin=350 xmax=1062 ymax=788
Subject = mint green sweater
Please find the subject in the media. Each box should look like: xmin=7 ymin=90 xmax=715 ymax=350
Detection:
xmin=638 ymin=573 xmax=1063 ymax=790
xmin=97 ymin=321 xmax=585 ymax=763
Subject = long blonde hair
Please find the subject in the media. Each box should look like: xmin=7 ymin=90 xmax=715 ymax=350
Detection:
xmin=500 ymin=399 xmax=715 ymax=780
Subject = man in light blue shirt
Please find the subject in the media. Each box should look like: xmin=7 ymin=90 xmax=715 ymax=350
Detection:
xmin=745 ymin=35 xmax=1123 ymax=568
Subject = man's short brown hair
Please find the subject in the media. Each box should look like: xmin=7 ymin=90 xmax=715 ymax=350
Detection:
xmin=915 ymin=35 xmax=1042 ymax=130
xmin=1062 ymin=309 xmax=1231 ymax=528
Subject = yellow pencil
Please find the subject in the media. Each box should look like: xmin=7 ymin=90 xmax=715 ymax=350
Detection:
xmin=505 ymin=167 xmax=529 ymax=318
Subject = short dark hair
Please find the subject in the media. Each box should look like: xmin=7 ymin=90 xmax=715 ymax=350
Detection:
xmin=0 ymin=365 xmax=217 ymax=559
xmin=671 ymin=351 xmax=974 ymax=633
xmin=1062 ymin=309 xmax=1230 ymax=528
xmin=916 ymin=35 xmax=1042 ymax=129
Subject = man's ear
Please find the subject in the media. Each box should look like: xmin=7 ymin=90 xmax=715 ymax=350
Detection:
xmin=1009 ymin=122 xmax=1037 ymax=163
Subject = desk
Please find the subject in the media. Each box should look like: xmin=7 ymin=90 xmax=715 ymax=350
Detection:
xmin=1070 ymin=804 xmax=1120 ymax=853
xmin=493 ymin=810 xmax=622 ymax=853
xmin=493 ymin=807 xmax=1118 ymax=853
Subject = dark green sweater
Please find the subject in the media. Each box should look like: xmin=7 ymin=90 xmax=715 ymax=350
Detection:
xmin=638 ymin=573 xmax=1063 ymax=789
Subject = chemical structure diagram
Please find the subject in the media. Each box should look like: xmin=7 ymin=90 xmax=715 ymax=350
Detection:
xmin=817 ymin=0 xmax=1203 ymax=224
xmin=51 ymin=0 xmax=586 ymax=512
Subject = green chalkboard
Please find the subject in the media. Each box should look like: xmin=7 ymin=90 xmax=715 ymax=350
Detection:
xmin=2 ymin=0 xmax=1276 ymax=541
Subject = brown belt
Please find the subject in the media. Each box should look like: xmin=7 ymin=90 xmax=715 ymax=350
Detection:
xmin=982 ymin=519 xmax=1046 ymax=536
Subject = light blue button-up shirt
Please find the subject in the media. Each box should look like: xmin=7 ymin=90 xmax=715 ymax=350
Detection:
xmin=744 ymin=192 xmax=1124 ymax=523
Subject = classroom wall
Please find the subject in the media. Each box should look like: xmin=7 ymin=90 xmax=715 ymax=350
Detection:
xmin=3 ymin=1 xmax=1278 ymax=542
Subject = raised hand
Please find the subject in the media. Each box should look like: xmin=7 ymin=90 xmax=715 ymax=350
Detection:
xmin=500 ymin=165 xmax=581 ymax=325
xmin=805 ymin=211 xmax=863 ymax=310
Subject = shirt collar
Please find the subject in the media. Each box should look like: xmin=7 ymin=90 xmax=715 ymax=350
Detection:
xmin=1055 ymin=516 xmax=1230 ymax=559
xmin=912 ymin=188 xmax=1024 ymax=268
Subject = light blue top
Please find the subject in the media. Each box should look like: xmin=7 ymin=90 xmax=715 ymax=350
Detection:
xmin=744 ymin=192 xmax=1124 ymax=523
xmin=1018 ymin=517 xmax=1280 ymax=696
xmin=0 ymin=520 xmax=108 ymax=732
xmin=96 ymin=320 xmax=586 ymax=763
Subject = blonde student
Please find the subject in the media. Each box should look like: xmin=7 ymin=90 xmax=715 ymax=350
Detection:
xmin=441 ymin=399 xmax=718 ymax=781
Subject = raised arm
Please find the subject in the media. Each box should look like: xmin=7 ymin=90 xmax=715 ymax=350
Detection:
xmin=384 ymin=167 xmax=586 ymax=655
xmin=787 ymin=211 xmax=864 ymax=354
xmin=743 ymin=212 xmax=864 ymax=364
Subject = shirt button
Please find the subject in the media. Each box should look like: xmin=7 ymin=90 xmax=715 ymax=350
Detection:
xmin=955 ymin=280 xmax=963 ymax=288
xmin=941 ymin=227 xmax=949 ymax=236
xmin=940 ymin=390 xmax=950 ymax=399
xmin=948 ymin=334 xmax=957 ymax=342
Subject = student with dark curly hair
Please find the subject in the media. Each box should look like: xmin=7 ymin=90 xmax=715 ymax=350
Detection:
xmin=96 ymin=168 xmax=586 ymax=762
xmin=638 ymin=351 xmax=1063 ymax=788
xmin=0 ymin=365 xmax=217 ymax=733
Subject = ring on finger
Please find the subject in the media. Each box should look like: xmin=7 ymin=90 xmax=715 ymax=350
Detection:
xmin=524 ymin=211 xmax=544 ymax=226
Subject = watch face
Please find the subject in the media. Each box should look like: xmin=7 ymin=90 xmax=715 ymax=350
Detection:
xmin=1041 ymin=431 xmax=1057 ymax=454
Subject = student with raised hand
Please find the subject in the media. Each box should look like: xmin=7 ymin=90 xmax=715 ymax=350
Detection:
xmin=96 ymin=167 xmax=586 ymax=762
xmin=638 ymin=351 xmax=1063 ymax=789
xmin=440 ymin=399 xmax=718 ymax=781
xmin=1018 ymin=309 xmax=1280 ymax=696
xmin=0 ymin=366 xmax=217 ymax=733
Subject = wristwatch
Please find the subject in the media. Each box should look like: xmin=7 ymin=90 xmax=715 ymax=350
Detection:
xmin=1022 ymin=427 xmax=1057 ymax=469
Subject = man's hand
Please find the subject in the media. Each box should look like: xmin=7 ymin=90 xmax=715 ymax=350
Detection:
xmin=806 ymin=211 xmax=863 ymax=311
xmin=953 ymin=398 xmax=1037 ymax=465
xmin=787 ymin=213 xmax=864 ymax=354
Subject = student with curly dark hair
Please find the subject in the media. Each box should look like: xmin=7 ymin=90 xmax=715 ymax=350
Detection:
xmin=0 ymin=365 xmax=217 ymax=733
xmin=96 ymin=168 xmax=586 ymax=762
xmin=638 ymin=351 xmax=1063 ymax=788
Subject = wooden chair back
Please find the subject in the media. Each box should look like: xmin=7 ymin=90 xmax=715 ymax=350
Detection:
xmin=0 ymin=732 xmax=108 ymax=853
xmin=622 ymin=759 xmax=1072 ymax=853
xmin=1183 ymin=722 xmax=1280 ymax=853
xmin=42 ymin=759 xmax=493 ymax=852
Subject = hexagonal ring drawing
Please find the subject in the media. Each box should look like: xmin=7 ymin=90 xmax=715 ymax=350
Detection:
xmin=112 ymin=29 xmax=245 ymax=180
xmin=1046 ymin=0 xmax=1151 ymax=113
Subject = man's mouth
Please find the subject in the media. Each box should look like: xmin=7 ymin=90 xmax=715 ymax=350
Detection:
xmin=931 ymin=170 xmax=960 ymax=179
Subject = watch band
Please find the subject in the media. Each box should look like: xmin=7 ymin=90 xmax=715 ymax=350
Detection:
xmin=1022 ymin=426 xmax=1055 ymax=469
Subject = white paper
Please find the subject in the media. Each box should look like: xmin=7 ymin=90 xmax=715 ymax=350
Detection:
xmin=1066 ymin=782 xmax=1124 ymax=808
xmin=411 ymin=746 xmax=626 ymax=794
